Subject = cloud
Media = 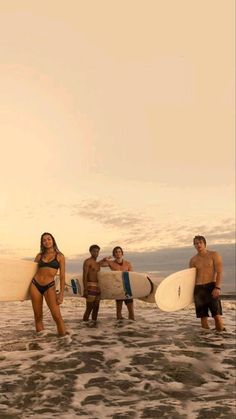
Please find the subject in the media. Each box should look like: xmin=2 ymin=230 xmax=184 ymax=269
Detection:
xmin=70 ymin=199 xmax=154 ymax=241
xmin=184 ymin=222 xmax=235 ymax=244
xmin=71 ymin=200 xmax=144 ymax=228
xmin=69 ymin=199 xmax=235 ymax=250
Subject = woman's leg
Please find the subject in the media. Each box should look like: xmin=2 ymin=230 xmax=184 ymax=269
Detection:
xmin=30 ymin=282 xmax=44 ymax=332
xmin=44 ymin=287 xmax=66 ymax=336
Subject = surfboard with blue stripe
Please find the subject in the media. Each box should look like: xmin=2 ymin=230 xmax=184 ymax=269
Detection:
xmin=122 ymin=272 xmax=133 ymax=298
xmin=71 ymin=279 xmax=78 ymax=294
xmin=64 ymin=271 xmax=152 ymax=300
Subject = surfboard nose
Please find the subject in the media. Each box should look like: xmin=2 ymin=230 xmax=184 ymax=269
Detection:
xmin=155 ymin=268 xmax=196 ymax=312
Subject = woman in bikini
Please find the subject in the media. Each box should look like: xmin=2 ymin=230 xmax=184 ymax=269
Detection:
xmin=30 ymin=232 xmax=66 ymax=336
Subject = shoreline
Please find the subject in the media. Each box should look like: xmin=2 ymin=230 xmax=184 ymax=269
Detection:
xmin=220 ymin=293 xmax=236 ymax=300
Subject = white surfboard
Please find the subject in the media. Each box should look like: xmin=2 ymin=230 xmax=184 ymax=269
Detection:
xmin=0 ymin=258 xmax=38 ymax=302
xmin=138 ymin=274 xmax=163 ymax=303
xmin=155 ymin=267 xmax=196 ymax=311
xmin=64 ymin=271 xmax=153 ymax=300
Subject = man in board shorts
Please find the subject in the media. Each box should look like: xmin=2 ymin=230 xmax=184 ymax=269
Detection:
xmin=189 ymin=235 xmax=224 ymax=331
xmin=82 ymin=244 xmax=102 ymax=322
xmin=101 ymin=246 xmax=134 ymax=320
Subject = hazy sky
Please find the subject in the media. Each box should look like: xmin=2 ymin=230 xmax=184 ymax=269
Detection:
xmin=0 ymin=0 xmax=235 ymax=259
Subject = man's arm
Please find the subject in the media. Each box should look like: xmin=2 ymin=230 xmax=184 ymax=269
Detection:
xmin=212 ymin=252 xmax=223 ymax=298
xmin=128 ymin=262 xmax=133 ymax=271
xmin=189 ymin=256 xmax=195 ymax=268
xmin=98 ymin=257 xmax=113 ymax=267
xmin=213 ymin=252 xmax=223 ymax=289
xmin=83 ymin=260 xmax=89 ymax=297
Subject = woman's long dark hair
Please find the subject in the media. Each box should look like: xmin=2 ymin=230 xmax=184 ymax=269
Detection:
xmin=40 ymin=232 xmax=61 ymax=254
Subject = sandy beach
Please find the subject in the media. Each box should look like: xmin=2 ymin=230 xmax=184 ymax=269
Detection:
xmin=0 ymin=297 xmax=235 ymax=419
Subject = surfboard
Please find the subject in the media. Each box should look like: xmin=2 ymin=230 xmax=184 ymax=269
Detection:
xmin=155 ymin=267 xmax=196 ymax=311
xmin=0 ymin=258 xmax=38 ymax=302
xmin=138 ymin=274 xmax=163 ymax=303
xmin=64 ymin=271 xmax=153 ymax=300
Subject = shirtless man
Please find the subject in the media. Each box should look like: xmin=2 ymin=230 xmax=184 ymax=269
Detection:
xmin=82 ymin=244 xmax=101 ymax=322
xmin=189 ymin=235 xmax=224 ymax=331
xmin=101 ymin=246 xmax=134 ymax=320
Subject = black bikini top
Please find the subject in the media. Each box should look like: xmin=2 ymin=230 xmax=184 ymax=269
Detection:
xmin=38 ymin=254 xmax=60 ymax=270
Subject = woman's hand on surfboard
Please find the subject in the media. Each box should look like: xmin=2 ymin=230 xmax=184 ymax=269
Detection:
xmin=56 ymin=292 xmax=64 ymax=305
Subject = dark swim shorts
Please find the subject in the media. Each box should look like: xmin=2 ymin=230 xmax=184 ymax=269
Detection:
xmin=116 ymin=299 xmax=133 ymax=305
xmin=194 ymin=282 xmax=222 ymax=318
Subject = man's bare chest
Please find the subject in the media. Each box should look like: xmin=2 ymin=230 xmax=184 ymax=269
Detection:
xmin=194 ymin=256 xmax=214 ymax=271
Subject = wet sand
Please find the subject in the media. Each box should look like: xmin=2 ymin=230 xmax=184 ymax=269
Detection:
xmin=0 ymin=298 xmax=235 ymax=418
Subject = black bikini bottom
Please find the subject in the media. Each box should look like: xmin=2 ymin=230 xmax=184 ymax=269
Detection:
xmin=32 ymin=278 xmax=55 ymax=295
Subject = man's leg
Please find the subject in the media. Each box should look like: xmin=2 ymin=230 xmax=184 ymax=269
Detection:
xmin=214 ymin=314 xmax=224 ymax=331
xmin=83 ymin=301 xmax=94 ymax=321
xmin=91 ymin=300 xmax=100 ymax=321
xmin=194 ymin=286 xmax=209 ymax=329
xmin=126 ymin=301 xmax=135 ymax=320
xmin=200 ymin=317 xmax=210 ymax=329
xmin=209 ymin=293 xmax=224 ymax=331
xmin=116 ymin=300 xmax=123 ymax=319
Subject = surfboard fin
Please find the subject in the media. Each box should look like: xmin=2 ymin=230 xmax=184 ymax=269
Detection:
xmin=71 ymin=279 xmax=78 ymax=294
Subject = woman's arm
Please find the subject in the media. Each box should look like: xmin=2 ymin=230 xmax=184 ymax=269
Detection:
xmin=57 ymin=253 xmax=65 ymax=304
xmin=34 ymin=253 xmax=41 ymax=263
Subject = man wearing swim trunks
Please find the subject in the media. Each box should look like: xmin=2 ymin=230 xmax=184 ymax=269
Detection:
xmin=82 ymin=244 xmax=101 ymax=322
xmin=101 ymin=246 xmax=134 ymax=320
xmin=189 ymin=235 xmax=224 ymax=331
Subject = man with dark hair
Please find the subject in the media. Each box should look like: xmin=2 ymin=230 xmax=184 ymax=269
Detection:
xmin=189 ymin=235 xmax=224 ymax=331
xmin=193 ymin=235 xmax=206 ymax=246
xmin=82 ymin=244 xmax=101 ymax=323
xmin=89 ymin=244 xmax=100 ymax=252
xmin=101 ymin=246 xmax=134 ymax=320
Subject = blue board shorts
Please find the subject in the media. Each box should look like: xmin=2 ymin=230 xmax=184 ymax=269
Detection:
xmin=194 ymin=282 xmax=222 ymax=318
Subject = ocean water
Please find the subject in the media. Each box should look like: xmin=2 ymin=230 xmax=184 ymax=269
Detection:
xmin=0 ymin=298 xmax=235 ymax=419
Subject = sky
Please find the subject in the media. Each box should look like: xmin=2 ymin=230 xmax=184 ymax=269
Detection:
xmin=0 ymin=1 xmax=235 ymax=265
